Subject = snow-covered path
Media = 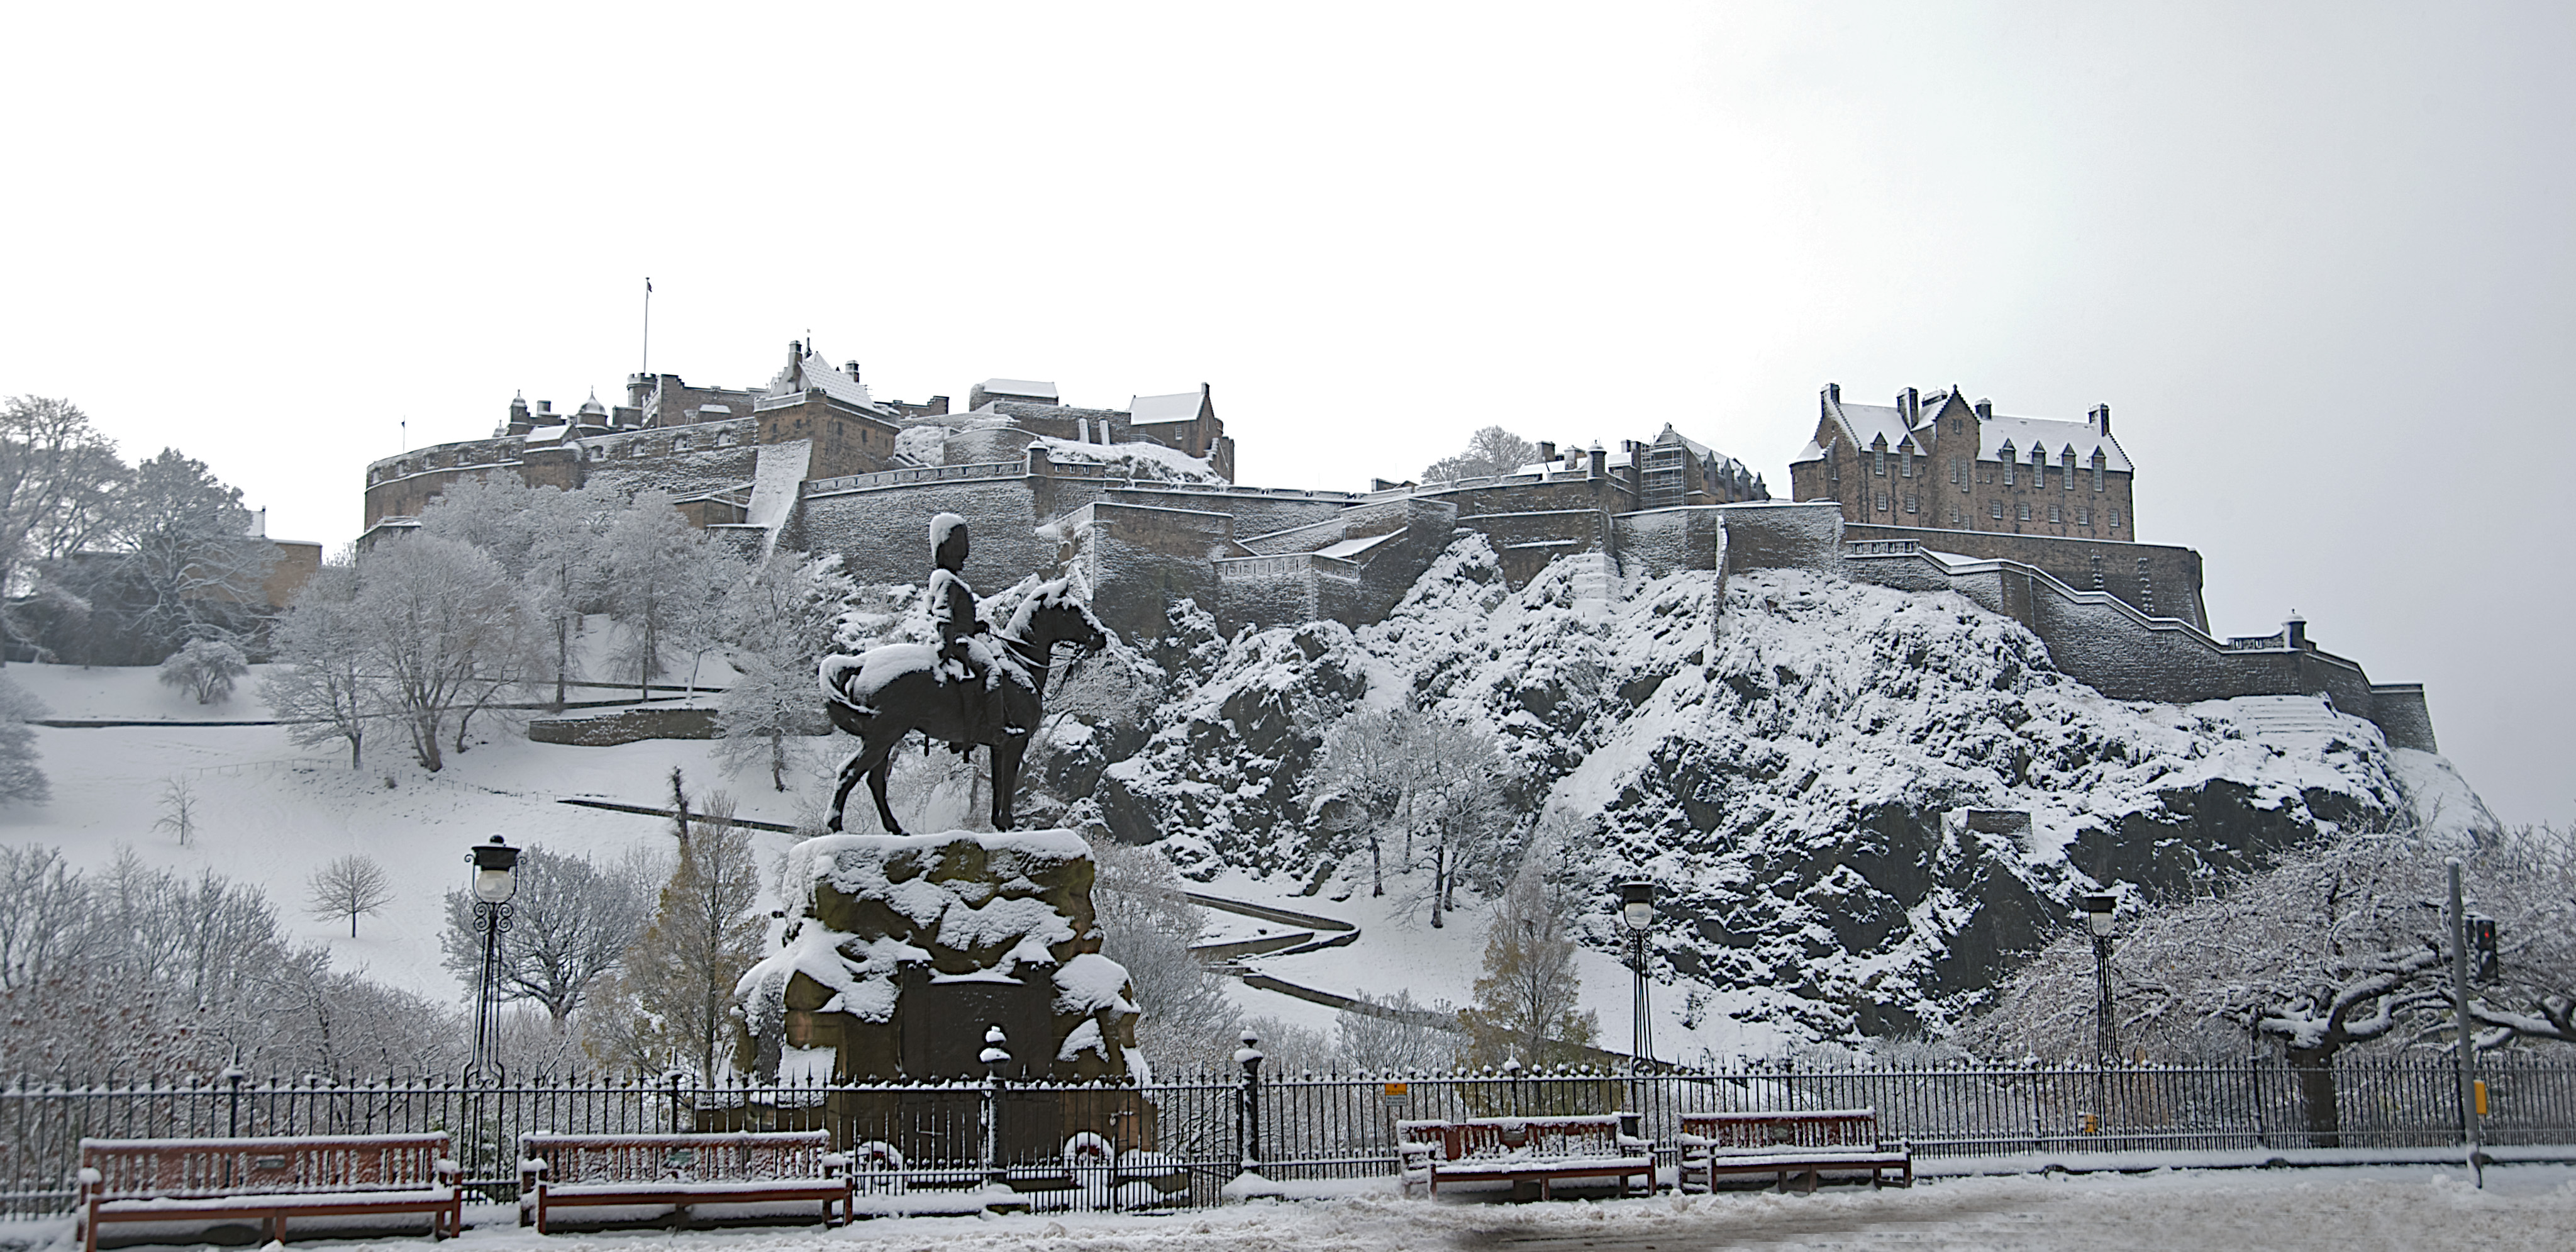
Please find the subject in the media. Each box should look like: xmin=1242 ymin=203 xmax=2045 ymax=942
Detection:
xmin=14 ymin=1166 xmax=2559 ymax=1252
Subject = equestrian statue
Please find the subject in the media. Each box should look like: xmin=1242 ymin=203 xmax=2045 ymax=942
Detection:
xmin=819 ymin=512 xmax=1107 ymax=834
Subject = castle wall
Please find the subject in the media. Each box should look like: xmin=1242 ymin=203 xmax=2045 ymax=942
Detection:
xmin=1612 ymin=507 xmax=1724 ymax=581
xmin=1070 ymin=502 xmax=1235 ymax=639
xmin=754 ymin=397 xmax=899 ymax=478
xmin=801 ymin=476 xmax=1051 ymax=591
xmin=1714 ymin=501 xmax=1846 ymax=574
xmin=1844 ymin=523 xmax=2206 ymax=630
xmin=1465 ymin=509 xmax=1607 ymax=586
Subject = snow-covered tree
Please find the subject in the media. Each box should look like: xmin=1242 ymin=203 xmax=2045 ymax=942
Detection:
xmin=0 ymin=675 xmax=48 ymax=803
xmin=1308 ymin=705 xmax=1421 ymax=898
xmin=88 ymin=448 xmax=279 ymax=657
xmin=0 ymin=396 xmax=126 ymax=657
xmin=158 ymin=637 xmax=248 ymax=705
xmin=589 ymin=787 xmax=763 ymax=1078
xmin=1964 ymin=820 xmax=2576 ymax=1144
xmin=1461 ymin=856 xmax=1597 ymax=1068
xmin=1336 ymin=989 xmax=1460 ymax=1073
xmin=352 ymin=535 xmax=542 ymax=770
xmin=151 ymin=776 xmax=197 ymax=844
xmin=306 ymin=854 xmax=395 ymax=937
xmin=1089 ymin=837 xmax=1240 ymax=1076
xmin=601 ymin=491 xmax=741 ymax=698
xmin=1422 ymin=425 xmax=1538 ymax=483
xmin=716 ymin=552 xmax=853 ymax=790
xmin=419 ymin=478 xmax=614 ymax=709
xmin=262 ymin=561 xmax=370 ymax=767
xmin=440 ymin=844 xmax=658 ymax=1024
xmin=1307 ymin=705 xmax=1514 ymax=921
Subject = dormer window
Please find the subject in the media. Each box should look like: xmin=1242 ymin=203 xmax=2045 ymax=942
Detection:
xmin=2091 ymin=452 xmax=2106 ymax=491
xmin=2000 ymin=443 xmax=2017 ymax=486
xmin=1872 ymin=440 xmax=1887 ymax=477
xmin=2061 ymin=448 xmax=2076 ymax=488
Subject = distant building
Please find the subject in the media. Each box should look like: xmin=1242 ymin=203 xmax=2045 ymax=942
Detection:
xmin=1789 ymin=384 xmax=2136 ymax=540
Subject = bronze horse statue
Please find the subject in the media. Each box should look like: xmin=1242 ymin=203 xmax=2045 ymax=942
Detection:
xmin=819 ymin=579 xmax=1107 ymax=835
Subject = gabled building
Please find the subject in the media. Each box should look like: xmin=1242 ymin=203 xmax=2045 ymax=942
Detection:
xmin=1789 ymin=384 xmax=2135 ymax=540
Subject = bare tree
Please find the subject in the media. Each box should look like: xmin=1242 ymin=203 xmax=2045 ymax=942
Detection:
xmin=1088 ymin=837 xmax=1240 ymax=1077
xmin=602 ymin=491 xmax=740 ymax=699
xmin=0 ymin=676 xmax=48 ymax=803
xmin=716 ymin=553 xmax=853 ymax=790
xmin=306 ymin=854 xmax=395 ymax=937
xmin=439 ymin=844 xmax=657 ymax=1023
xmin=0 ymin=396 xmax=126 ymax=659
xmin=353 ymin=535 xmax=542 ymax=771
xmin=87 ymin=449 xmax=279 ymax=657
xmin=1423 ymin=425 xmax=1539 ymax=483
xmin=152 ymin=776 xmax=197 ymax=844
xmin=1336 ymin=989 xmax=1462 ymax=1073
xmin=262 ymin=562 xmax=370 ymax=768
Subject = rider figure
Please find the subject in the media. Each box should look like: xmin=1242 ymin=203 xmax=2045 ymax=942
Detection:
xmin=928 ymin=513 xmax=1006 ymax=747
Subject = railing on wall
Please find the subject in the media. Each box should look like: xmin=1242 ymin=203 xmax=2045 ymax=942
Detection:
xmin=5 ymin=1058 xmax=2568 ymax=1216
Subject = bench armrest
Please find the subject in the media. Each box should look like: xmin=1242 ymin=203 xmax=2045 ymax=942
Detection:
xmin=77 ymin=1167 xmax=103 ymax=1188
xmin=516 ymin=1157 xmax=546 ymax=1184
xmin=818 ymin=1153 xmax=852 ymax=1175
xmin=1617 ymin=1135 xmax=1653 ymax=1153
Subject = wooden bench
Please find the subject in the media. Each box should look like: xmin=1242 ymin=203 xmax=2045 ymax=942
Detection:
xmin=516 ymin=1131 xmax=852 ymax=1233
xmin=1676 ymin=1109 xmax=1912 ymax=1193
xmin=77 ymin=1134 xmax=460 ymax=1252
xmin=1397 ymin=1115 xmax=1655 ymax=1200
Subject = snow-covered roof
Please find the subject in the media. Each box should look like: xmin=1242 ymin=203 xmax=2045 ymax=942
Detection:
xmin=764 ymin=353 xmax=878 ymax=411
xmin=1128 ymin=389 xmax=1204 ymax=423
xmin=1033 ymin=435 xmax=1226 ymax=484
xmin=1652 ymin=423 xmax=1754 ymax=474
xmin=980 ymin=378 xmax=1058 ymax=402
xmin=1789 ymin=439 xmax=1827 ymax=466
xmin=1828 ymin=400 xmax=1924 ymax=454
xmin=1978 ymin=413 xmax=2131 ymax=472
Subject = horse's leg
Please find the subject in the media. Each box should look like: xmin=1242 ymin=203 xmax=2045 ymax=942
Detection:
xmin=867 ymin=729 xmax=905 ymax=836
xmin=990 ymin=738 xmax=1025 ymax=831
xmin=827 ymin=748 xmax=866 ymax=833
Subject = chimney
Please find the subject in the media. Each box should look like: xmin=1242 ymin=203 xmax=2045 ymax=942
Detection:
xmin=1588 ymin=443 xmax=1607 ymax=478
xmin=1821 ymin=382 xmax=1841 ymax=417
xmin=1901 ymin=386 xmax=1919 ymax=422
xmin=2285 ymin=612 xmax=2307 ymax=650
xmin=1537 ymin=440 xmax=1556 ymax=462
xmin=846 ymin=361 xmax=863 ymax=379
xmin=2090 ymin=403 xmax=2112 ymax=435
xmin=1974 ymin=397 xmax=1992 ymax=421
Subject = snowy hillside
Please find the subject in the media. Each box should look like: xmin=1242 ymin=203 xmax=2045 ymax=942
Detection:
xmin=1048 ymin=535 xmax=2487 ymax=1059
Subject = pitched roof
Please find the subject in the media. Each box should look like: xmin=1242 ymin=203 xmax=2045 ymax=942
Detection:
xmin=1825 ymin=400 xmax=1925 ymax=454
xmin=980 ymin=378 xmax=1059 ymax=401
xmin=762 ymin=352 xmax=882 ymax=412
xmin=1128 ymin=388 xmax=1206 ymax=423
xmin=1977 ymin=413 xmax=2131 ymax=472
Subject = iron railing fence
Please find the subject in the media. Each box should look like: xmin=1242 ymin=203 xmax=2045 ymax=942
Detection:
xmin=4 ymin=1059 xmax=2572 ymax=1217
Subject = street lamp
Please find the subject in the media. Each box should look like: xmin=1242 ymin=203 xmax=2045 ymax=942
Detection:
xmin=1619 ymin=880 xmax=1655 ymax=1071
xmin=466 ymin=834 xmax=519 ymax=1082
xmin=2081 ymin=891 xmax=2116 ymax=1066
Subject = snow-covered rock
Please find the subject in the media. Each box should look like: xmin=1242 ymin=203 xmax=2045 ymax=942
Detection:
xmin=1052 ymin=535 xmax=2440 ymax=1044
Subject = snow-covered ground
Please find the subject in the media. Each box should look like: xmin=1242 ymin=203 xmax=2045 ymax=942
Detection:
xmin=6 ymin=1165 xmax=2566 ymax=1251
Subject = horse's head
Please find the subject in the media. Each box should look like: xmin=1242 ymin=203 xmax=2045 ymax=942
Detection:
xmin=1011 ymin=579 xmax=1109 ymax=654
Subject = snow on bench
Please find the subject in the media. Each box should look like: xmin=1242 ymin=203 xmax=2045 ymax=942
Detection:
xmin=77 ymin=1134 xmax=461 ymax=1252
xmin=515 ymin=1131 xmax=852 ymax=1233
xmin=1677 ymin=1109 xmax=1913 ymax=1193
xmin=1397 ymin=1114 xmax=1655 ymax=1200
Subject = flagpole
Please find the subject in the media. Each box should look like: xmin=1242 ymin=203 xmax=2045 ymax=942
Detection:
xmin=641 ymin=277 xmax=652 ymax=379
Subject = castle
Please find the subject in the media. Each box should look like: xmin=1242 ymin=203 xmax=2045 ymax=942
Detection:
xmin=360 ymin=347 xmax=2438 ymax=753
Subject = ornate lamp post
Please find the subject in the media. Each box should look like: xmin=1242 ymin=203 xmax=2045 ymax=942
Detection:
xmin=1619 ymin=880 xmax=1655 ymax=1071
xmin=2081 ymin=891 xmax=2117 ymax=1065
xmin=466 ymin=834 xmax=519 ymax=1082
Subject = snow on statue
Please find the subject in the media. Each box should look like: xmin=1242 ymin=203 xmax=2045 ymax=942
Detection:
xmin=819 ymin=512 xmax=1108 ymax=834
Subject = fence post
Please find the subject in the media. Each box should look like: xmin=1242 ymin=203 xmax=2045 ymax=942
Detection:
xmin=1233 ymin=1031 xmax=1267 ymax=1192
xmin=979 ymin=1025 xmax=1010 ymax=1192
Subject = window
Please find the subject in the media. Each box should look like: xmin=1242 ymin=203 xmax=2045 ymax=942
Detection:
xmin=1950 ymin=459 xmax=1963 ymax=485
xmin=1902 ymin=447 xmax=1914 ymax=478
xmin=2062 ymin=449 xmax=2076 ymax=488
xmin=2093 ymin=456 xmax=2106 ymax=491
xmin=1828 ymin=453 xmax=1840 ymax=490
xmin=1949 ymin=506 xmax=1963 ymax=526
xmin=2017 ymin=503 xmax=2031 ymax=522
xmin=1906 ymin=493 xmax=1918 ymax=514
xmin=2003 ymin=456 xmax=2016 ymax=486
xmin=1874 ymin=447 xmax=1886 ymax=476
xmin=2048 ymin=504 xmax=2062 ymax=523
xmin=1875 ymin=491 xmax=1889 ymax=511
xmin=1990 ymin=500 xmax=2004 ymax=520
xmin=2108 ymin=509 xmax=2122 ymax=529
xmin=2077 ymin=506 xmax=2092 ymax=527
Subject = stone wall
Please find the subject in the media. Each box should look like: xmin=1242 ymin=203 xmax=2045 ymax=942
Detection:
xmin=527 ymin=705 xmax=720 ymax=745
xmin=1844 ymin=522 xmax=2207 ymax=630
xmin=1069 ymin=501 xmax=1235 ymax=639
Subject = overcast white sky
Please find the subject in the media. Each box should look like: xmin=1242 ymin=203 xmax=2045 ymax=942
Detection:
xmin=3 ymin=2 xmax=2569 ymax=826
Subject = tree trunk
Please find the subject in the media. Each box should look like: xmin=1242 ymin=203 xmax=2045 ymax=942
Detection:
xmin=1430 ymin=842 xmax=1446 ymax=929
xmin=2286 ymin=1044 xmax=2341 ymax=1148
xmin=1370 ymin=834 xmax=1384 ymax=897
xmin=769 ymin=732 xmax=786 ymax=791
xmin=554 ymin=616 xmax=570 ymax=712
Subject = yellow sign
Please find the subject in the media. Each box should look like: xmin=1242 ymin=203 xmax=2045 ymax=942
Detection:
xmin=2475 ymin=1080 xmax=2489 ymax=1117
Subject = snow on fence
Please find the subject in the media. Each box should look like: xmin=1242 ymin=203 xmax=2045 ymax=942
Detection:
xmin=4 ymin=1060 xmax=2572 ymax=1216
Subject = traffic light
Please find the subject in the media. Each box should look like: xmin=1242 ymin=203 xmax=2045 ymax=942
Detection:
xmin=2470 ymin=916 xmax=2499 ymax=983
